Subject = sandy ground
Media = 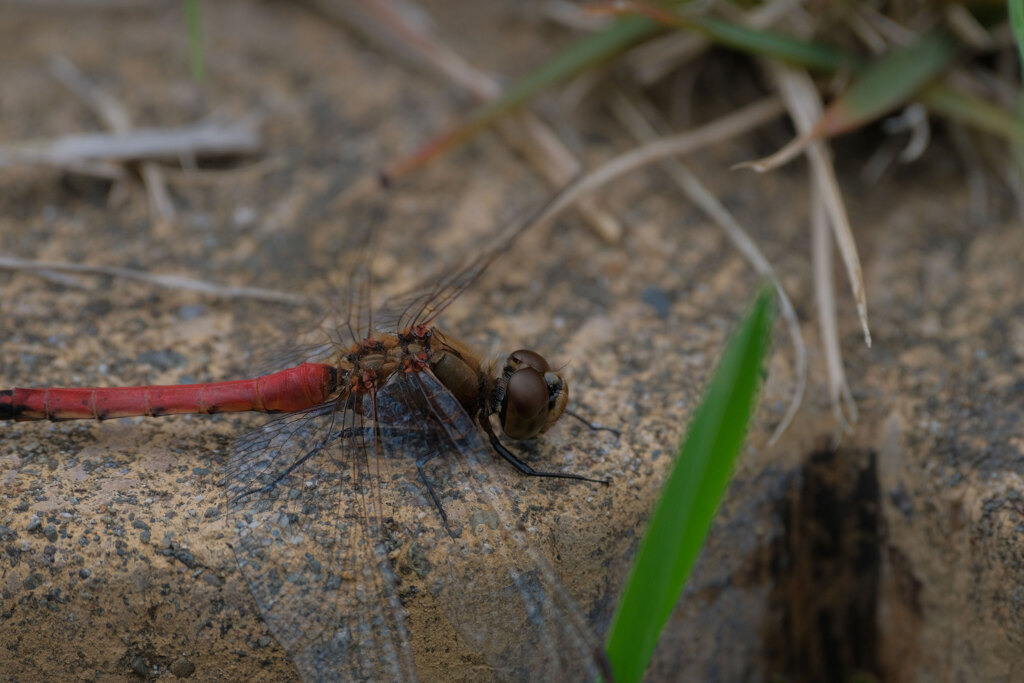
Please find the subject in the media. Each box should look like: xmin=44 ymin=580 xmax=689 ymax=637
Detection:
xmin=1 ymin=2 xmax=1023 ymax=682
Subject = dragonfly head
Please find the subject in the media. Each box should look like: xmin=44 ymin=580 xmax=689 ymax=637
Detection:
xmin=496 ymin=349 xmax=568 ymax=440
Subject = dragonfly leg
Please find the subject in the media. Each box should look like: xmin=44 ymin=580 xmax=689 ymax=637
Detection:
xmin=415 ymin=453 xmax=454 ymax=537
xmin=229 ymin=442 xmax=325 ymax=504
xmin=565 ymin=408 xmax=620 ymax=437
xmin=479 ymin=411 xmax=609 ymax=486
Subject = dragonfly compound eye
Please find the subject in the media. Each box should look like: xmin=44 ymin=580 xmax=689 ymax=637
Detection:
xmin=499 ymin=362 xmax=571 ymax=440
xmin=500 ymin=367 xmax=550 ymax=440
xmin=508 ymin=348 xmax=550 ymax=374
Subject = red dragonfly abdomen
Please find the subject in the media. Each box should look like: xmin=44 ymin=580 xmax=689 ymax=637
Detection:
xmin=0 ymin=363 xmax=339 ymax=422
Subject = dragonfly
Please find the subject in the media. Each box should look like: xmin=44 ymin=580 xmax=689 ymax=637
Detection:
xmin=0 ymin=188 xmax=616 ymax=681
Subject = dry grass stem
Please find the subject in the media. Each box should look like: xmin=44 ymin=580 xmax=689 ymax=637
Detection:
xmin=531 ymin=96 xmax=785 ymax=230
xmin=49 ymin=55 xmax=176 ymax=223
xmin=732 ymin=130 xmax=813 ymax=172
xmin=0 ymin=255 xmax=305 ymax=305
xmin=765 ymin=64 xmax=871 ymax=348
xmin=811 ymin=184 xmax=857 ymax=439
xmin=540 ymin=0 xmax=613 ymax=31
xmin=944 ymin=4 xmax=993 ymax=50
xmin=0 ymin=121 xmax=262 ymax=171
xmin=855 ymin=4 xmax=919 ymax=46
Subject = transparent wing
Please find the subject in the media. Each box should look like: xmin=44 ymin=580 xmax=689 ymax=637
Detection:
xmin=224 ymin=394 xmax=418 ymax=682
xmin=248 ymin=299 xmax=339 ymax=375
xmin=250 ymin=196 xmax=387 ymax=375
xmin=376 ymin=185 xmax=572 ymax=333
xmin=223 ymin=369 xmax=606 ymax=681
xmin=373 ymin=369 xmax=608 ymax=681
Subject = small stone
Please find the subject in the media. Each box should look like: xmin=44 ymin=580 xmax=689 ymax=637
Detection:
xmin=44 ymin=524 xmax=58 ymax=542
xmin=641 ymin=286 xmax=672 ymax=319
xmin=178 ymin=303 xmax=206 ymax=321
xmin=169 ymin=657 xmax=195 ymax=678
xmin=174 ymin=550 xmax=196 ymax=569
xmin=130 ymin=655 xmax=149 ymax=676
xmin=136 ymin=349 xmax=186 ymax=372
xmin=231 ymin=206 xmax=257 ymax=227
xmin=78 ymin=568 xmax=92 ymax=579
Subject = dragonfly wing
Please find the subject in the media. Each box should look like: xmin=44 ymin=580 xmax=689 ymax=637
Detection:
xmin=252 ymin=197 xmax=387 ymax=375
xmin=373 ymin=369 xmax=608 ymax=681
xmin=225 ymin=397 xmax=418 ymax=682
xmin=376 ymin=186 xmax=573 ymax=333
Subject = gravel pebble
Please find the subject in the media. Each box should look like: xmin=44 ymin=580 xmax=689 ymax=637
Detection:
xmin=169 ymin=657 xmax=196 ymax=678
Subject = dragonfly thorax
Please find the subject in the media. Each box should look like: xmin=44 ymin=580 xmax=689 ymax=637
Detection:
xmin=340 ymin=329 xmax=568 ymax=442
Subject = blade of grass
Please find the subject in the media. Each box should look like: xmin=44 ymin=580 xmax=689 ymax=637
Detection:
xmin=605 ymin=285 xmax=775 ymax=683
xmin=921 ymin=83 xmax=1024 ymax=145
xmin=183 ymin=0 xmax=205 ymax=83
xmin=811 ymin=30 xmax=957 ymax=138
xmin=594 ymin=1 xmax=854 ymax=73
xmin=1011 ymin=0 xmax=1024 ymax=69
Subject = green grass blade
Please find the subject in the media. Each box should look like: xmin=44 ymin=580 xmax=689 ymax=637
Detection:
xmin=814 ymin=30 xmax=958 ymax=136
xmin=183 ymin=0 xmax=205 ymax=83
xmin=605 ymin=285 xmax=775 ymax=683
xmin=922 ymin=82 xmax=1024 ymax=144
xmin=1011 ymin=0 xmax=1024 ymax=69
xmin=604 ymin=3 xmax=852 ymax=72
xmin=694 ymin=15 xmax=851 ymax=72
